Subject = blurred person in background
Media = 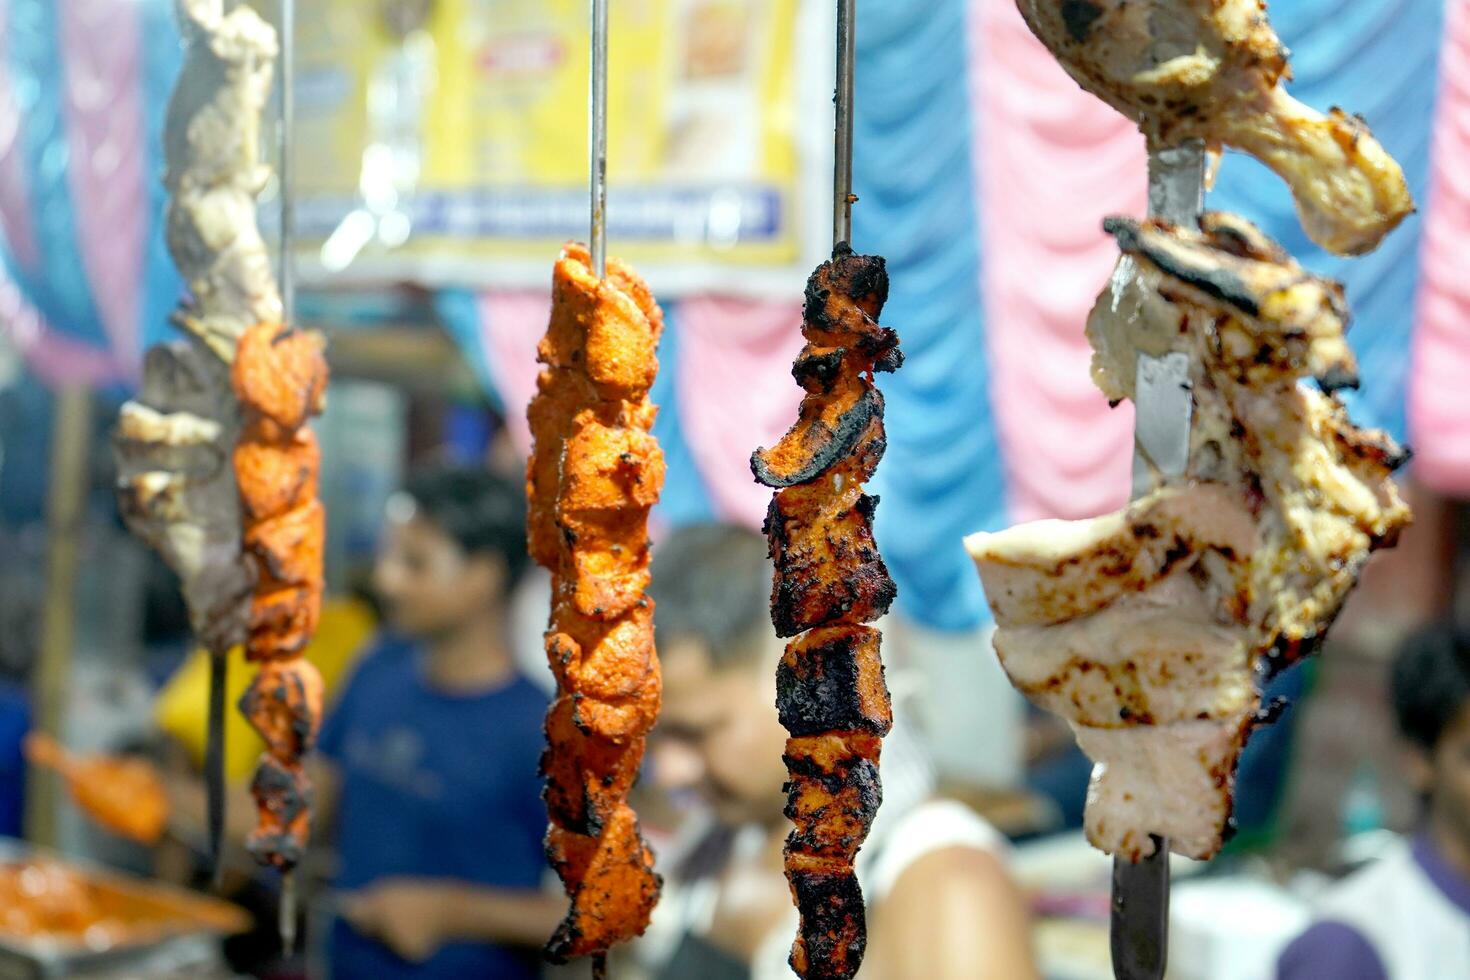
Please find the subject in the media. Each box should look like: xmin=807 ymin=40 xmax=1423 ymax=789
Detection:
xmin=312 ymin=464 xmax=561 ymax=978
xmin=637 ymin=524 xmax=1039 ymax=980
xmin=1276 ymin=622 xmax=1470 ymax=979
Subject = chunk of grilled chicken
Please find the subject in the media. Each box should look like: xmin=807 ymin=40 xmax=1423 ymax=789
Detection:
xmin=23 ymin=734 xmax=170 ymax=846
xmin=1089 ymin=212 xmax=1359 ymax=405
xmin=968 ymin=482 xmax=1260 ymax=859
xmin=1017 ymin=0 xmax=1413 ymax=254
xmin=1104 ymin=214 xmax=1411 ymax=665
xmin=165 ymin=0 xmax=282 ymax=359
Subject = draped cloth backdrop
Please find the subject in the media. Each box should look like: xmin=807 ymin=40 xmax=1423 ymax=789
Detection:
xmin=2 ymin=0 xmax=1468 ymax=630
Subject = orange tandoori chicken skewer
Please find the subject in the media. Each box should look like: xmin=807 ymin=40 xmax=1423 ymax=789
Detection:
xmin=526 ymin=243 xmax=665 ymax=962
xmin=231 ymin=321 xmax=329 ymax=871
xmin=751 ymin=245 xmax=902 ymax=980
xmin=23 ymin=733 xmax=170 ymax=846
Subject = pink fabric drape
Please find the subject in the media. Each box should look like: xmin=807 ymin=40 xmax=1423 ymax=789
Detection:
xmin=675 ymin=296 xmax=804 ymax=527
xmin=0 ymin=270 xmax=119 ymax=385
xmin=971 ymin=0 xmax=1143 ymax=524
xmin=479 ymin=290 xmax=551 ymax=454
xmin=1410 ymin=0 xmax=1470 ymax=497
xmin=59 ymin=0 xmax=145 ymax=376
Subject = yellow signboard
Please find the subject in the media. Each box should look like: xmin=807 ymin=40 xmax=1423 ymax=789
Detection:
xmin=292 ymin=0 xmax=829 ymax=296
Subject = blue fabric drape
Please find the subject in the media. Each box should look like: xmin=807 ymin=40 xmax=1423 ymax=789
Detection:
xmin=4 ymin=0 xmax=109 ymax=350
xmin=648 ymin=302 xmax=718 ymax=528
xmin=854 ymin=0 xmax=1001 ymax=630
xmin=138 ymin=0 xmax=186 ymax=353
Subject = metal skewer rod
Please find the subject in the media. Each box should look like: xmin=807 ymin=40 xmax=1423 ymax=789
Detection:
xmin=279 ymin=0 xmax=296 ymax=325
xmin=589 ymin=0 xmax=608 ymax=279
xmin=206 ymin=648 xmax=227 ymax=888
xmin=1110 ymin=138 xmax=1206 ymax=980
xmin=591 ymin=952 xmax=608 ymax=980
xmin=833 ymin=0 xmax=855 ymax=248
xmin=280 ymin=869 xmax=298 ymax=957
xmin=276 ymin=0 xmax=299 ymax=957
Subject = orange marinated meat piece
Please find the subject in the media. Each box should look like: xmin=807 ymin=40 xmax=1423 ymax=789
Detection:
xmin=243 ymin=499 xmax=324 ymax=589
xmin=544 ymin=804 xmax=661 ymax=963
xmin=24 ymin=734 xmax=169 ymax=845
xmin=234 ymin=427 xmax=319 ymax=521
xmin=240 ymin=658 xmax=324 ymax=761
xmin=246 ymin=755 xmax=312 ymax=871
xmin=232 ymin=324 xmax=327 ymax=431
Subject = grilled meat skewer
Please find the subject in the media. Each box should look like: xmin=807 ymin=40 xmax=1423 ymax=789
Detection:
xmin=751 ymin=245 xmax=901 ymax=980
xmin=232 ymin=321 xmax=329 ymax=870
xmin=967 ymin=215 xmax=1408 ymax=861
xmin=527 ymin=243 xmax=665 ymax=962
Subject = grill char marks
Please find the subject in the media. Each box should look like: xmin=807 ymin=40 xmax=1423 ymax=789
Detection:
xmin=752 ymin=381 xmax=884 ymax=488
xmin=787 ymin=870 xmax=867 ymax=980
xmin=755 ymin=247 xmax=901 ymax=980
xmin=232 ymin=321 xmax=329 ymax=874
xmin=764 ymin=476 xmax=897 ymax=638
xmin=777 ymin=627 xmax=893 ymax=737
xmin=1104 ymin=214 xmax=1360 ymax=393
xmin=526 ymin=244 xmax=665 ymax=962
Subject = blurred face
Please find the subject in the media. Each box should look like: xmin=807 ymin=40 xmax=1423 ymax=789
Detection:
xmin=372 ymin=508 xmax=502 ymax=640
xmin=654 ymin=637 xmax=790 ymax=828
xmin=1421 ymin=704 xmax=1470 ymax=854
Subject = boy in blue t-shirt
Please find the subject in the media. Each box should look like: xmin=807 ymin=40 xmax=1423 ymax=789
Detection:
xmin=315 ymin=465 xmax=559 ymax=979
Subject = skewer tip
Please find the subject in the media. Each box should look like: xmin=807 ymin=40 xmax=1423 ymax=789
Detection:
xmin=591 ymin=952 xmax=608 ymax=980
xmin=279 ymin=870 xmax=298 ymax=959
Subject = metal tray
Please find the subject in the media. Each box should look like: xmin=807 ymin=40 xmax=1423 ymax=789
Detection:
xmin=0 ymin=838 xmax=248 ymax=979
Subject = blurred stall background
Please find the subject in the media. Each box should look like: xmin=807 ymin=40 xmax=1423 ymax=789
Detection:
xmin=0 ymin=0 xmax=1467 ymax=978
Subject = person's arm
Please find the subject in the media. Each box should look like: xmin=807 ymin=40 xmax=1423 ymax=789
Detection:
xmin=1276 ymin=921 xmax=1388 ymax=980
xmin=866 ymin=845 xmax=1040 ymax=980
xmin=338 ymin=877 xmax=566 ymax=962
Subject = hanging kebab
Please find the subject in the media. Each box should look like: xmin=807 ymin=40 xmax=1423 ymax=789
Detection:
xmin=749 ymin=3 xmax=902 ymax=978
xmin=113 ymin=0 xmax=280 ymax=877
xmin=233 ymin=0 xmax=326 ymax=953
xmin=525 ymin=0 xmax=663 ymax=971
xmin=966 ymin=2 xmax=1413 ymax=976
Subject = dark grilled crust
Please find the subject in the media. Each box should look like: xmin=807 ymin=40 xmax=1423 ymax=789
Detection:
xmin=786 ymin=870 xmax=867 ymax=980
xmin=238 ymin=662 xmax=319 ymax=760
xmin=752 ymin=383 xmax=885 ymax=489
xmin=246 ymin=755 xmax=313 ymax=870
xmin=1106 ymin=216 xmax=1263 ymax=318
xmin=777 ymin=626 xmax=893 ymax=737
xmin=758 ymin=247 xmax=899 ymax=980
xmin=783 ymin=741 xmax=883 ymax=866
xmin=764 ymin=482 xmax=897 ymax=637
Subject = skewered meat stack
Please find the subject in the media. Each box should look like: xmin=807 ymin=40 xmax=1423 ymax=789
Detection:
xmin=114 ymin=0 xmax=280 ymax=673
xmin=232 ymin=321 xmax=329 ymax=870
xmin=967 ymin=0 xmax=1411 ymax=863
xmin=751 ymin=245 xmax=902 ymax=979
xmin=526 ymin=243 xmax=666 ymax=962
xmin=1016 ymin=0 xmax=1413 ymax=255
